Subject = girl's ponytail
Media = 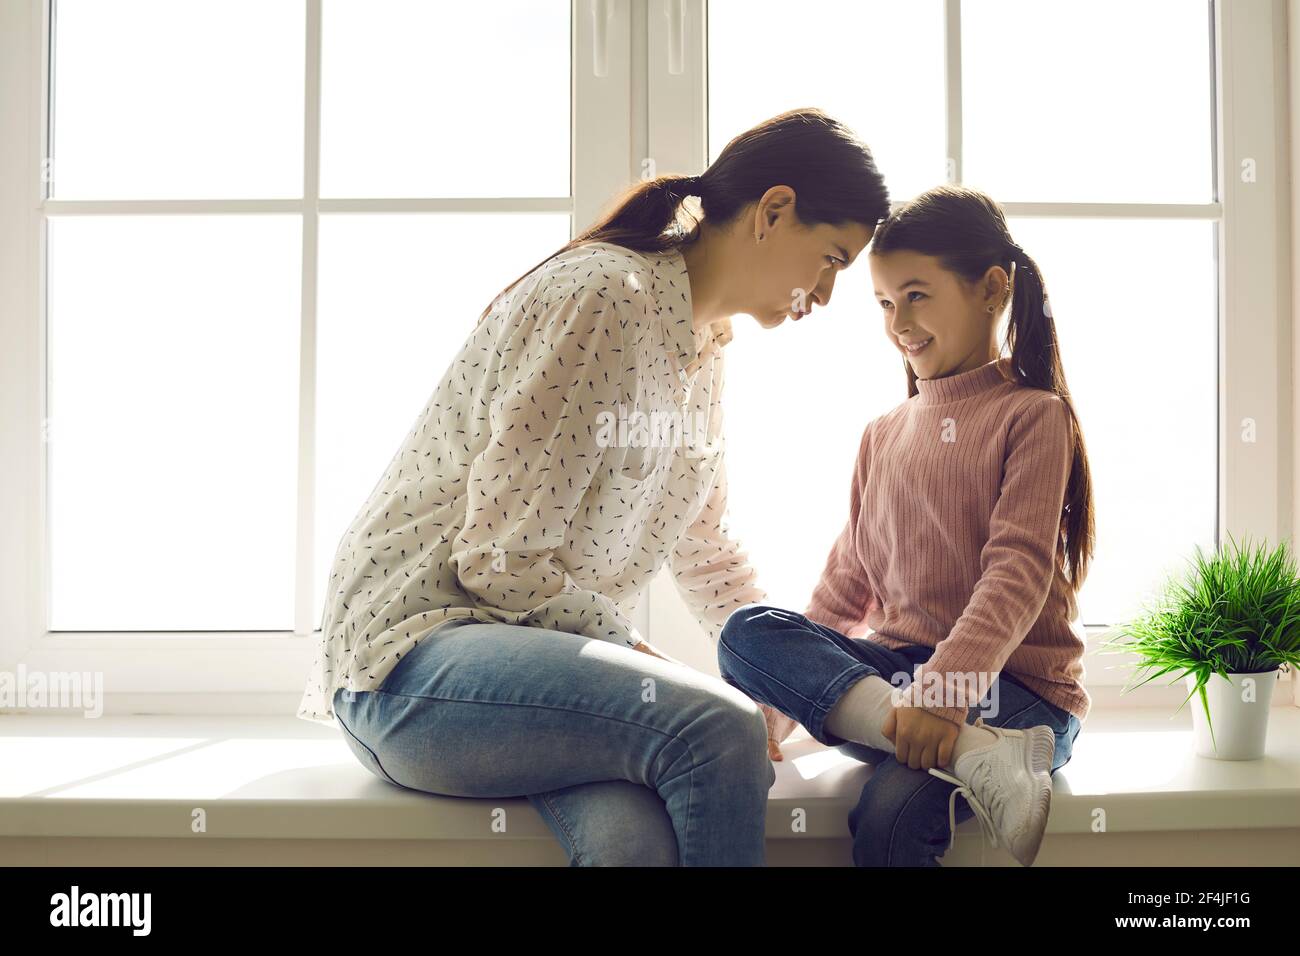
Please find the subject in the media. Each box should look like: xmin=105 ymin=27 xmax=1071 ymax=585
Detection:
xmin=1003 ymin=244 xmax=1095 ymax=592
xmin=1003 ymin=245 xmax=1056 ymax=388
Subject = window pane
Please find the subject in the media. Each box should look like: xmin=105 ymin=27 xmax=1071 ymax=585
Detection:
xmin=320 ymin=0 xmax=570 ymax=198
xmin=962 ymin=0 xmax=1213 ymax=203
xmin=708 ymin=0 xmax=946 ymax=201
xmin=313 ymin=213 xmax=571 ymax=623
xmin=1005 ymin=217 xmax=1217 ymax=624
xmin=48 ymin=216 xmax=302 ymax=630
xmin=51 ymin=0 xmax=304 ymax=199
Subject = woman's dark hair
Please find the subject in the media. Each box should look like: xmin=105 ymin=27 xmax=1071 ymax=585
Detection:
xmin=474 ymin=107 xmax=891 ymax=325
xmin=870 ymin=184 xmax=1095 ymax=590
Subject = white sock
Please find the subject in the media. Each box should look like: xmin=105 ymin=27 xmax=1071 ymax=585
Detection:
xmin=949 ymin=720 xmax=999 ymax=768
xmin=823 ymin=675 xmax=902 ymax=751
xmin=825 ymin=675 xmax=998 ymax=771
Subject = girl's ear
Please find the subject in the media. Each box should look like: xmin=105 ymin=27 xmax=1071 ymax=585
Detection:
xmin=980 ymin=264 xmax=1010 ymax=311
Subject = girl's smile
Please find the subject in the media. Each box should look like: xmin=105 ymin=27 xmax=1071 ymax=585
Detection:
xmin=870 ymin=248 xmax=1009 ymax=379
xmin=901 ymin=336 xmax=934 ymax=356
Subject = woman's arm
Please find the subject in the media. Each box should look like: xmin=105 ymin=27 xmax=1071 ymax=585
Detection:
xmin=669 ymin=448 xmax=769 ymax=645
xmin=448 ymin=284 xmax=644 ymax=649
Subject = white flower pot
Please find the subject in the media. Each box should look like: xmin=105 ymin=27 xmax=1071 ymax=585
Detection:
xmin=1182 ymin=670 xmax=1278 ymax=760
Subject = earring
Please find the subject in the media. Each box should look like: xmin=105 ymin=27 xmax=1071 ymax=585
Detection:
xmin=986 ymin=304 xmax=995 ymax=313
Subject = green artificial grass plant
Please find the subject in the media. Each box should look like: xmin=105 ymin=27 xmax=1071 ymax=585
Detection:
xmin=1095 ymin=533 xmax=1300 ymax=750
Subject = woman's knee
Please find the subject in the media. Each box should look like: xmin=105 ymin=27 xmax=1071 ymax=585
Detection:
xmin=661 ymin=684 xmax=770 ymax=784
xmin=699 ymin=683 xmax=769 ymax=745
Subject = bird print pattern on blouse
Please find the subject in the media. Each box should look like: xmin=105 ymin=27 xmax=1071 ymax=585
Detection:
xmin=297 ymin=240 xmax=768 ymax=723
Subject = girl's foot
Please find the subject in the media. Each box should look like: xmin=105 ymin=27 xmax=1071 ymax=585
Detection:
xmin=926 ymin=717 xmax=1056 ymax=866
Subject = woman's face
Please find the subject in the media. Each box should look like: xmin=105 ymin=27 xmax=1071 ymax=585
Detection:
xmin=869 ymin=249 xmax=1008 ymax=379
xmin=742 ymin=188 xmax=876 ymax=328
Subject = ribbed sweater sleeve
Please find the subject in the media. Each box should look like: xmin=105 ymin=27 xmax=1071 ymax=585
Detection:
xmin=898 ymin=394 xmax=1075 ymax=724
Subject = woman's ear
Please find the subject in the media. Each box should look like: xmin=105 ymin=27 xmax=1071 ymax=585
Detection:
xmin=756 ymin=186 xmax=796 ymax=236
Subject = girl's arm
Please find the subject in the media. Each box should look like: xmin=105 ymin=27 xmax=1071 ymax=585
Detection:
xmin=896 ymin=394 xmax=1075 ymax=726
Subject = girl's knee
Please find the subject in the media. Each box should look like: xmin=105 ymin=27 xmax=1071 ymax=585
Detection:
xmin=720 ymin=603 xmax=778 ymax=643
xmin=718 ymin=603 xmax=782 ymax=675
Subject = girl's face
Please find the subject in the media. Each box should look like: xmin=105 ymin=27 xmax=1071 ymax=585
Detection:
xmin=743 ymin=188 xmax=876 ymax=328
xmin=869 ymin=249 xmax=1008 ymax=379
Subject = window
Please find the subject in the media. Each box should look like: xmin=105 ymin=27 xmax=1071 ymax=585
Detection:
xmin=645 ymin=0 xmax=1289 ymax=691
xmin=0 ymin=0 xmax=1286 ymax=708
xmin=2 ymin=0 xmax=632 ymax=701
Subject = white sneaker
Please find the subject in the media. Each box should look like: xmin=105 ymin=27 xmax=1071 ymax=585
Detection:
xmin=926 ymin=717 xmax=1056 ymax=867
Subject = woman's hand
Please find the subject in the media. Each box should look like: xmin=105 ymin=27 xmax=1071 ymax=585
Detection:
xmin=629 ymin=639 xmax=684 ymax=668
xmin=882 ymin=704 xmax=960 ymax=771
xmin=758 ymin=703 xmax=800 ymax=761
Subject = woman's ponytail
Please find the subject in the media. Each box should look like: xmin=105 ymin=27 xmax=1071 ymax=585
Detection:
xmin=473 ymin=107 xmax=891 ymax=326
xmin=474 ymin=174 xmax=702 ymax=326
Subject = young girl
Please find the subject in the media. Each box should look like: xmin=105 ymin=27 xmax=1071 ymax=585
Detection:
xmin=718 ymin=184 xmax=1095 ymax=867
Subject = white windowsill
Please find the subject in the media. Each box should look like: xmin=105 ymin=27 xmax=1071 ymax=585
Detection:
xmin=2 ymin=703 xmax=1297 ymax=847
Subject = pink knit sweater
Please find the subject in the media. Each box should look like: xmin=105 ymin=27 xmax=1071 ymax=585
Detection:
xmin=804 ymin=356 xmax=1091 ymax=726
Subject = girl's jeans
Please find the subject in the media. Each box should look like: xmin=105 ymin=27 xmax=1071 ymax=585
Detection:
xmin=717 ymin=603 xmax=1082 ymax=867
xmin=331 ymin=617 xmax=775 ymax=866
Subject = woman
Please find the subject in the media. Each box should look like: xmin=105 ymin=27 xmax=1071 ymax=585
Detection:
xmin=297 ymin=107 xmax=891 ymax=865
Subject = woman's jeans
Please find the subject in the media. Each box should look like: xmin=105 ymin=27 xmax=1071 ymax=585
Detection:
xmin=331 ymin=617 xmax=775 ymax=866
xmin=718 ymin=604 xmax=1082 ymax=867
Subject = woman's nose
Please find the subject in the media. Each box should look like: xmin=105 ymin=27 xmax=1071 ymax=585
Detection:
xmin=813 ymin=278 xmax=834 ymax=309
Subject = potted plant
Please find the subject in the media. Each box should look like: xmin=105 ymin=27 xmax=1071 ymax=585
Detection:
xmin=1096 ymin=533 xmax=1300 ymax=760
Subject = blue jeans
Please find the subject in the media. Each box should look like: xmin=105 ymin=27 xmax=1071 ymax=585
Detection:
xmin=717 ymin=604 xmax=1082 ymax=867
xmin=331 ymin=617 xmax=775 ymax=866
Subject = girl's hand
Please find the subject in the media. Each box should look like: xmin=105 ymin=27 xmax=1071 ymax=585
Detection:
xmin=758 ymin=703 xmax=800 ymax=761
xmin=882 ymin=704 xmax=960 ymax=771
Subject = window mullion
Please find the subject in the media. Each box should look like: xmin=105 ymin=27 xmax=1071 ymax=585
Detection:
xmin=645 ymin=0 xmax=705 ymax=655
xmin=294 ymin=0 xmax=323 ymax=637
xmin=945 ymin=0 xmax=962 ymax=183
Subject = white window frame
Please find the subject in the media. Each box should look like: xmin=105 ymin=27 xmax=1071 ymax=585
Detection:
xmin=642 ymin=0 xmax=1295 ymax=705
xmin=0 ymin=0 xmax=639 ymax=713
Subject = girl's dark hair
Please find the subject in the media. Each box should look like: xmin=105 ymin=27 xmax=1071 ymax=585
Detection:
xmin=870 ymin=184 xmax=1095 ymax=590
xmin=474 ymin=107 xmax=891 ymax=325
